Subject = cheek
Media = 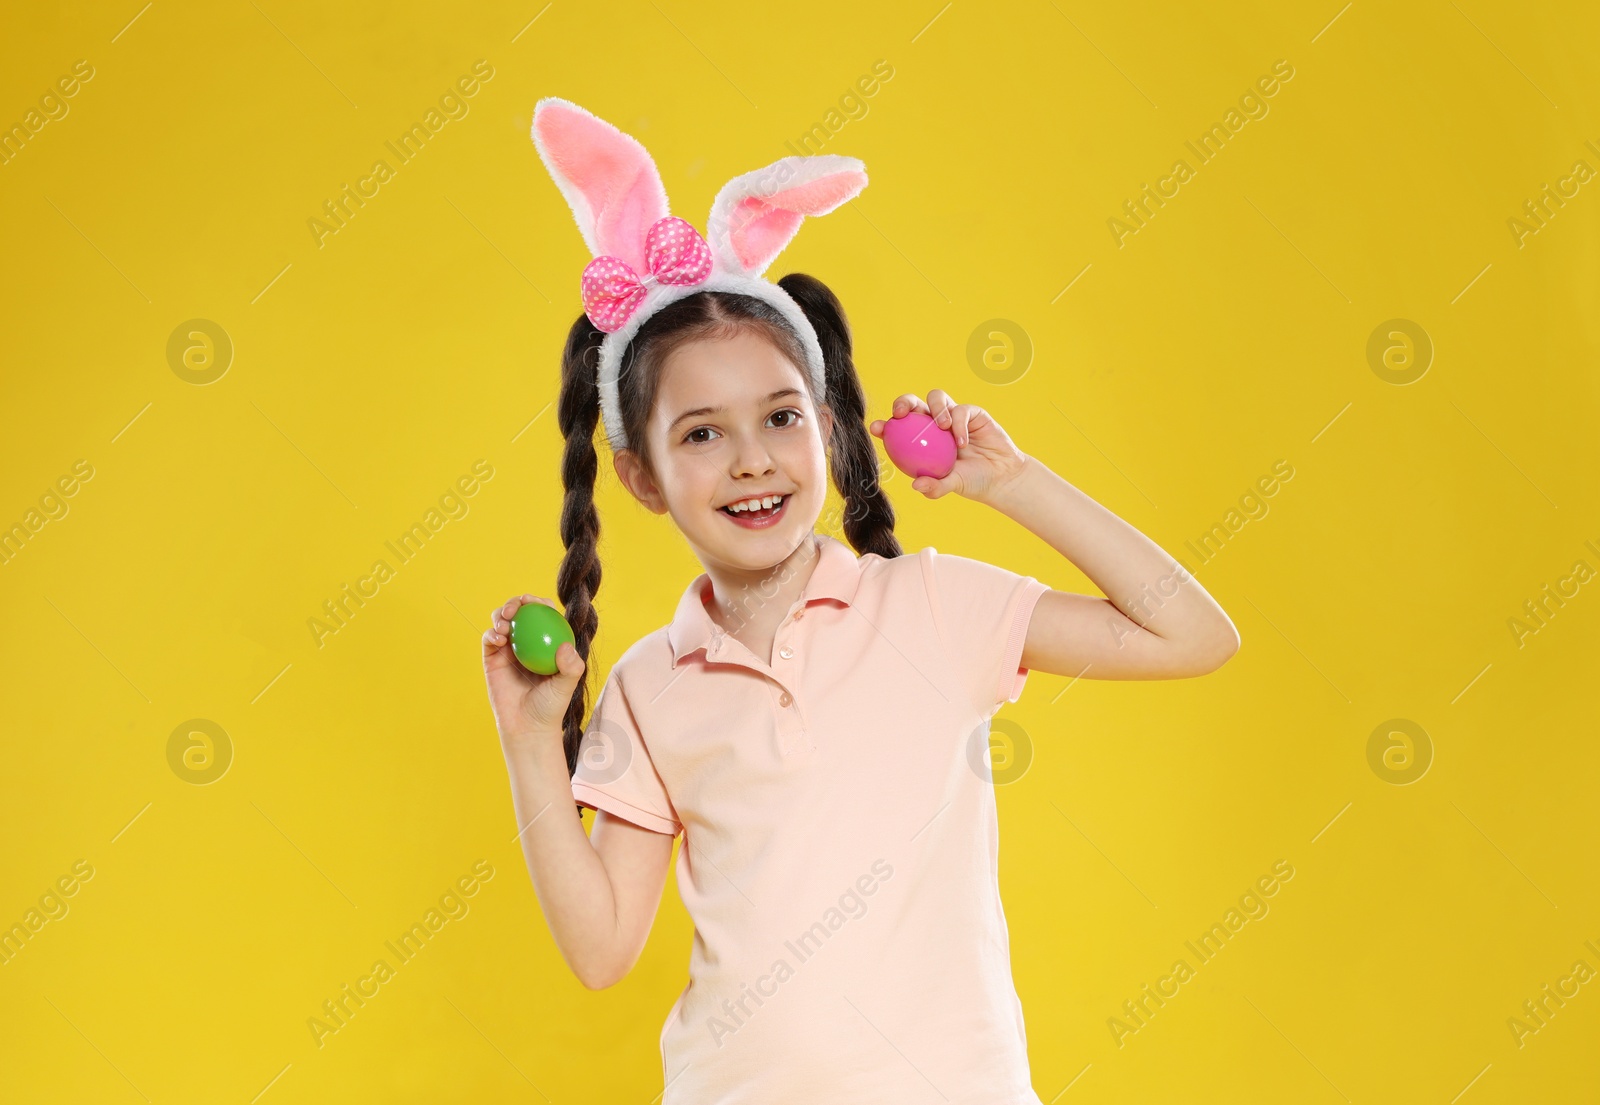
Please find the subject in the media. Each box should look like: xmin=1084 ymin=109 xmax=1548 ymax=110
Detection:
xmin=767 ymin=432 xmax=821 ymax=473
xmin=665 ymin=451 xmax=724 ymax=503
xmin=786 ymin=448 xmax=830 ymax=510
xmin=800 ymin=437 xmax=831 ymax=483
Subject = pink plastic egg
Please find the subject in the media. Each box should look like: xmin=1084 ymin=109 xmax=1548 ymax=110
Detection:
xmin=881 ymin=411 xmax=958 ymax=480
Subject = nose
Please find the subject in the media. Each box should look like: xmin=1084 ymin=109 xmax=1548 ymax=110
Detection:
xmin=728 ymin=427 xmax=776 ymax=481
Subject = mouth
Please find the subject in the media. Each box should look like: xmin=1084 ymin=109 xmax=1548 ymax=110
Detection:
xmin=717 ymin=493 xmax=790 ymax=529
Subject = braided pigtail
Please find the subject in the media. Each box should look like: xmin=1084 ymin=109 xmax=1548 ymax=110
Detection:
xmin=555 ymin=314 xmax=607 ymax=788
xmin=778 ymin=273 xmax=902 ymax=560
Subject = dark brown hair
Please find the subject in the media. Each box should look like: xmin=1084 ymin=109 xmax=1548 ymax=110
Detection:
xmin=554 ymin=273 xmax=900 ymax=779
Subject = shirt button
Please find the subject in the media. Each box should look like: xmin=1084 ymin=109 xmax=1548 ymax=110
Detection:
xmin=779 ymin=646 xmax=794 ymax=659
xmin=779 ymin=692 xmax=792 ymax=707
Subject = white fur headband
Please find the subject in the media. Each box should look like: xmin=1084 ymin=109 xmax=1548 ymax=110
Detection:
xmin=531 ymin=97 xmax=867 ymax=452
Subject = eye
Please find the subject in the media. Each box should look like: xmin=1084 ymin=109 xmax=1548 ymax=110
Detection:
xmin=681 ymin=408 xmax=804 ymax=445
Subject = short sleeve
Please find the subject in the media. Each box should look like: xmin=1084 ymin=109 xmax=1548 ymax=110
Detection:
xmin=572 ymin=670 xmax=682 ymax=837
xmin=919 ymin=547 xmax=1050 ymax=717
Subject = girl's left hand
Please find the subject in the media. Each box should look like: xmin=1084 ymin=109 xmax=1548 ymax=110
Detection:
xmin=869 ymin=389 xmax=1029 ymax=503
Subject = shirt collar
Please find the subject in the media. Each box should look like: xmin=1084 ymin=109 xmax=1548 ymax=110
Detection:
xmin=667 ymin=532 xmax=860 ymax=667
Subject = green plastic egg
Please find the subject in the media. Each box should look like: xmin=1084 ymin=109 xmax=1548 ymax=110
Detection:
xmin=510 ymin=602 xmax=575 ymax=675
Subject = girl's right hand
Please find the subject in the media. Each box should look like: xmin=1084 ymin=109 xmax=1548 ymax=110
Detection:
xmin=483 ymin=594 xmax=586 ymax=748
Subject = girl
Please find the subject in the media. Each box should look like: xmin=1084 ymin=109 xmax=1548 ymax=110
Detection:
xmin=483 ymin=99 xmax=1239 ymax=1103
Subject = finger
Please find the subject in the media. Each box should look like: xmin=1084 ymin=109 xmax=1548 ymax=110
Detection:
xmin=555 ymin=639 xmax=586 ymax=675
xmin=507 ymin=594 xmax=555 ymax=619
xmin=952 ymin=405 xmax=972 ymax=446
xmin=891 ymin=393 xmax=929 ymax=418
xmin=928 ymin=390 xmax=956 ymax=427
xmin=959 ymin=405 xmax=991 ymax=447
xmin=492 ymin=598 xmax=523 ymax=631
xmin=911 ymin=470 xmax=959 ymax=499
xmin=869 ymin=418 xmax=884 ymax=436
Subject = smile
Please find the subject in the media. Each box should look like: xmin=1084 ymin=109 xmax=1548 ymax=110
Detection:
xmin=718 ymin=494 xmax=789 ymax=529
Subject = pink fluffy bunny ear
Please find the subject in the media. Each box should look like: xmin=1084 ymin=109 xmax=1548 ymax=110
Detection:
xmin=532 ymin=97 xmax=668 ymax=275
xmin=707 ymin=155 xmax=867 ymax=278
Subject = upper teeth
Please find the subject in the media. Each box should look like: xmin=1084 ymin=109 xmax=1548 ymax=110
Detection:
xmin=727 ymin=495 xmax=784 ymax=512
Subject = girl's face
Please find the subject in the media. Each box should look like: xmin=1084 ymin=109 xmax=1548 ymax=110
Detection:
xmin=615 ymin=327 xmax=833 ymax=576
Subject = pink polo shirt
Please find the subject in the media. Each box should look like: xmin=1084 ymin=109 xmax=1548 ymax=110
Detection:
xmin=572 ymin=531 xmax=1050 ymax=1103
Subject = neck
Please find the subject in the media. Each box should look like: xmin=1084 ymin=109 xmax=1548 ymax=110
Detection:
xmin=702 ymin=532 xmax=823 ymax=639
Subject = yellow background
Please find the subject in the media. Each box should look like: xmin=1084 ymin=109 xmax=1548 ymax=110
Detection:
xmin=3 ymin=0 xmax=1598 ymax=1101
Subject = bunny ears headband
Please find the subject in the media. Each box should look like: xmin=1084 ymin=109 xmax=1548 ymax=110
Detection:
xmin=531 ymin=98 xmax=868 ymax=452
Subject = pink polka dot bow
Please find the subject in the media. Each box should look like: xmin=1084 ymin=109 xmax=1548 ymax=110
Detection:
xmin=580 ymin=216 xmax=713 ymax=332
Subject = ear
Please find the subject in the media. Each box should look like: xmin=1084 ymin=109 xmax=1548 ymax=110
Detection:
xmin=612 ymin=447 xmax=668 ymax=514
xmin=532 ymin=98 xmax=669 ymax=275
xmin=707 ymin=155 xmax=867 ymax=277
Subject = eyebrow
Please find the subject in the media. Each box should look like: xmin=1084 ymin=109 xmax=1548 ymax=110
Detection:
xmin=668 ymin=389 xmax=802 ymax=435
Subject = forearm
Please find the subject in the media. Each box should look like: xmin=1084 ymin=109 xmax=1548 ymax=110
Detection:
xmin=984 ymin=454 xmax=1237 ymax=651
xmin=501 ymin=736 xmax=622 ymax=988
